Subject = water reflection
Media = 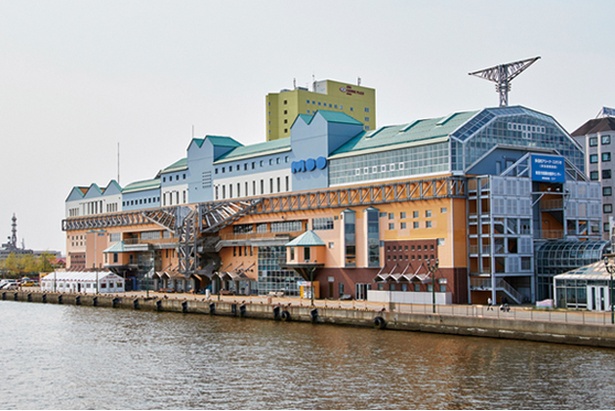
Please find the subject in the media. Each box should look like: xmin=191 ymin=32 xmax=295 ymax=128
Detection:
xmin=1 ymin=301 xmax=614 ymax=409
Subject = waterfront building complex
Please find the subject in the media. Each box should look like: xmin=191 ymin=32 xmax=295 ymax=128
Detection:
xmin=571 ymin=107 xmax=615 ymax=241
xmin=63 ymin=83 xmax=609 ymax=308
xmin=265 ymin=79 xmax=375 ymax=141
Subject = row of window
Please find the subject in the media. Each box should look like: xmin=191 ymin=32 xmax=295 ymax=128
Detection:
xmin=215 ymin=157 xmax=290 ymax=175
xmin=162 ymin=190 xmax=187 ymax=206
xmin=388 ymin=221 xmax=434 ymax=230
xmin=162 ymin=173 xmax=186 ymax=183
xmin=590 ymin=170 xmax=612 ymax=180
xmin=123 ymin=197 xmax=160 ymax=207
xmin=387 ymin=243 xmax=435 ymax=252
xmin=589 ymin=152 xmax=611 ymax=163
xmin=233 ymin=246 xmax=254 ymax=257
xmin=386 ymin=209 xmax=447 ymax=220
xmin=215 ymin=176 xmax=290 ymax=200
xmin=329 ymin=142 xmax=449 ymax=186
xmin=589 ymin=135 xmax=611 ymax=146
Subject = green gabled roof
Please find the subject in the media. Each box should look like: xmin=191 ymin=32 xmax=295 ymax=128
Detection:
xmin=65 ymin=186 xmax=88 ymax=202
xmin=286 ymin=230 xmax=326 ymax=247
xmin=206 ymin=135 xmax=243 ymax=148
xmin=316 ymin=110 xmax=363 ymax=125
xmin=216 ymin=137 xmax=291 ymax=163
xmin=161 ymin=157 xmax=187 ymax=173
xmin=331 ymin=110 xmax=478 ymax=157
xmin=122 ymin=178 xmax=161 ymax=193
xmin=297 ymin=114 xmax=312 ymax=123
xmin=102 ymin=180 xmax=122 ymax=195
xmin=190 ymin=138 xmax=205 ymax=148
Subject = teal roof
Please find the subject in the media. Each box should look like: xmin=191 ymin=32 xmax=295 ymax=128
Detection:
xmin=297 ymin=114 xmax=312 ymax=123
xmin=206 ymin=135 xmax=243 ymax=148
xmin=331 ymin=110 xmax=478 ymax=157
xmin=190 ymin=138 xmax=205 ymax=148
xmin=103 ymin=241 xmax=126 ymax=253
xmin=316 ymin=110 xmax=363 ymax=125
xmin=122 ymin=178 xmax=160 ymax=193
xmin=217 ymin=137 xmax=291 ymax=162
xmin=294 ymin=110 xmax=363 ymax=128
xmin=161 ymin=158 xmax=187 ymax=173
xmin=286 ymin=230 xmax=326 ymax=247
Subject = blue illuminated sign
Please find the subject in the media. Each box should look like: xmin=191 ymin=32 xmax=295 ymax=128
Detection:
xmin=292 ymin=156 xmax=327 ymax=173
xmin=531 ymin=154 xmax=565 ymax=183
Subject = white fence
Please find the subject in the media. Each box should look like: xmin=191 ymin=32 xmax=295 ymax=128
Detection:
xmin=368 ymin=290 xmax=452 ymax=305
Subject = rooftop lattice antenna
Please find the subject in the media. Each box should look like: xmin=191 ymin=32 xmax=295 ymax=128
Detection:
xmin=469 ymin=56 xmax=540 ymax=107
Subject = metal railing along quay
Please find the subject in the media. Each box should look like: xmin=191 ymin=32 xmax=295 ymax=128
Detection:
xmin=118 ymin=290 xmax=615 ymax=327
xmin=6 ymin=288 xmax=614 ymax=327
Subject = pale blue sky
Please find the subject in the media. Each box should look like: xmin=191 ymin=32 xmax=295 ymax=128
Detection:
xmin=1 ymin=0 xmax=613 ymax=252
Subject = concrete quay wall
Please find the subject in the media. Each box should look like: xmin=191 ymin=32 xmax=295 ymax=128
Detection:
xmin=4 ymin=290 xmax=615 ymax=349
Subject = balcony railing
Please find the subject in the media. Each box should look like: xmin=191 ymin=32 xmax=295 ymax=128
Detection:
xmin=122 ymin=237 xmax=177 ymax=245
xmin=218 ymin=230 xmax=303 ymax=242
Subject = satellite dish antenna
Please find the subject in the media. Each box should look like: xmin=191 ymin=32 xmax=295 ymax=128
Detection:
xmin=469 ymin=56 xmax=540 ymax=107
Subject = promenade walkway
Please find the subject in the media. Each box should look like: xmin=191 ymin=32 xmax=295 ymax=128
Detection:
xmin=124 ymin=289 xmax=615 ymax=327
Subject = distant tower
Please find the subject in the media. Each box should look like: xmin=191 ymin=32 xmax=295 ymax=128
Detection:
xmin=2 ymin=213 xmax=18 ymax=250
xmin=10 ymin=214 xmax=17 ymax=249
xmin=469 ymin=56 xmax=541 ymax=107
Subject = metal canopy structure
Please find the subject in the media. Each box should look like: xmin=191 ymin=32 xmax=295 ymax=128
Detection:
xmin=469 ymin=56 xmax=540 ymax=107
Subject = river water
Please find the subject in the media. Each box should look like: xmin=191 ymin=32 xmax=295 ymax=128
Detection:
xmin=1 ymin=301 xmax=614 ymax=410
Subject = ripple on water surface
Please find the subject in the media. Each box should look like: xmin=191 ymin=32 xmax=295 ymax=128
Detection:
xmin=1 ymin=301 xmax=615 ymax=409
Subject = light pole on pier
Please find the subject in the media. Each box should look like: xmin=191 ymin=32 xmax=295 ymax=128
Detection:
xmin=427 ymin=258 xmax=439 ymax=314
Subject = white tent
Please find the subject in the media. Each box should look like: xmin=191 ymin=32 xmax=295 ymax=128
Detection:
xmin=41 ymin=271 xmax=125 ymax=294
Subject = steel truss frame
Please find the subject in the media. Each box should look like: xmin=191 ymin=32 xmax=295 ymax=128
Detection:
xmin=63 ymin=177 xmax=464 ymax=276
xmin=255 ymin=176 xmax=467 ymax=214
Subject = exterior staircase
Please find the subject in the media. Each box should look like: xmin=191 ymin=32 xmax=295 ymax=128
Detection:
xmin=470 ymin=277 xmax=524 ymax=304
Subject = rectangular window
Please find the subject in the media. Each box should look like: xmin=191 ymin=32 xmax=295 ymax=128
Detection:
xmin=426 ymin=221 xmax=433 ymax=228
xmin=413 ymin=211 xmax=419 ymax=218
xmin=366 ymin=208 xmax=380 ymax=267
xmin=401 ymin=222 xmax=407 ymax=229
xmin=413 ymin=221 xmax=420 ymax=229
xmin=590 ymin=136 xmax=598 ymax=147
xmin=343 ymin=210 xmax=356 ymax=267
xmin=604 ymin=187 xmax=612 ymax=196
xmin=604 ymin=204 xmax=613 ymax=213
xmin=603 ymin=169 xmax=612 ymax=179
xmin=425 ymin=210 xmax=432 ymax=217
xmin=603 ymin=152 xmax=612 ymax=162
xmin=590 ymin=171 xmax=599 ymax=180
xmin=400 ymin=212 xmax=406 ymax=219
xmin=602 ymin=135 xmax=611 ymax=145
xmin=388 ymin=223 xmax=394 ymax=230
xmin=313 ymin=217 xmax=334 ymax=230
xmin=590 ymin=154 xmax=598 ymax=164
xmin=271 ymin=220 xmax=303 ymax=232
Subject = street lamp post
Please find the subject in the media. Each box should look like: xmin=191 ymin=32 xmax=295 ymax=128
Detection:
xmin=602 ymin=255 xmax=615 ymax=325
xmin=427 ymin=258 xmax=439 ymax=314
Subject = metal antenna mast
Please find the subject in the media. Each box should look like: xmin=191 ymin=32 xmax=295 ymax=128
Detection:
xmin=469 ymin=56 xmax=540 ymax=107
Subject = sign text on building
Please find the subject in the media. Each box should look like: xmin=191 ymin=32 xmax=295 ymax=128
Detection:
xmin=292 ymin=156 xmax=327 ymax=174
xmin=531 ymin=154 xmax=565 ymax=183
